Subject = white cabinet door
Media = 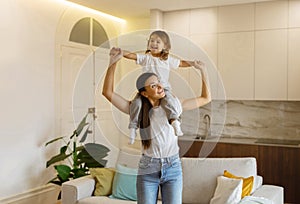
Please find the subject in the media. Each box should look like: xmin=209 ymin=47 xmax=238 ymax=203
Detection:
xmin=218 ymin=32 xmax=255 ymax=99
xmin=288 ymin=29 xmax=300 ymax=100
xmin=255 ymin=30 xmax=288 ymax=100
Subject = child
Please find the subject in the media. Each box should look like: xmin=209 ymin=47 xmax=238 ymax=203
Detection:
xmin=122 ymin=30 xmax=204 ymax=144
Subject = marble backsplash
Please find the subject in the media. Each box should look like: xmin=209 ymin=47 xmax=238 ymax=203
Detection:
xmin=181 ymin=100 xmax=300 ymax=141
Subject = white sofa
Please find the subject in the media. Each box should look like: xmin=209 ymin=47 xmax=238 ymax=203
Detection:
xmin=61 ymin=147 xmax=283 ymax=204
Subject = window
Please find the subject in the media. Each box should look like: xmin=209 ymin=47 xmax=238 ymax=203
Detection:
xmin=69 ymin=17 xmax=109 ymax=47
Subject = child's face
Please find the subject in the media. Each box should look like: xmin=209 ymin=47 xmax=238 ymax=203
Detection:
xmin=147 ymin=34 xmax=166 ymax=55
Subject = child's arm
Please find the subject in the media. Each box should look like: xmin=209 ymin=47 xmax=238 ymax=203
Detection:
xmin=179 ymin=60 xmax=205 ymax=70
xmin=123 ymin=50 xmax=137 ymax=61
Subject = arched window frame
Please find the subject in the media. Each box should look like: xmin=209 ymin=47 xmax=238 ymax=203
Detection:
xmin=69 ymin=17 xmax=109 ymax=48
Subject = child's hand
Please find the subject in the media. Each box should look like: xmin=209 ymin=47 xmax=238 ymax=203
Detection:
xmin=109 ymin=47 xmax=123 ymax=65
xmin=193 ymin=60 xmax=205 ymax=70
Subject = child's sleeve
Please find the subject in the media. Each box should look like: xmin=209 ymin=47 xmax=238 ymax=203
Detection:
xmin=169 ymin=56 xmax=180 ymax=69
xmin=136 ymin=53 xmax=147 ymax=66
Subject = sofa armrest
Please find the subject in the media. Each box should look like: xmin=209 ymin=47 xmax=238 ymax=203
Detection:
xmin=61 ymin=175 xmax=95 ymax=204
xmin=252 ymin=185 xmax=284 ymax=204
xmin=253 ymin=175 xmax=263 ymax=192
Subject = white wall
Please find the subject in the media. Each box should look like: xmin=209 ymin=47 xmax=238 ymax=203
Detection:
xmin=0 ymin=0 xmax=67 ymax=198
xmin=123 ymin=17 xmax=150 ymax=33
xmin=0 ymin=0 xmax=148 ymax=198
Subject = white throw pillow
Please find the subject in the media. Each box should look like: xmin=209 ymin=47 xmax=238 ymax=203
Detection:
xmin=239 ymin=196 xmax=273 ymax=204
xmin=210 ymin=176 xmax=243 ymax=204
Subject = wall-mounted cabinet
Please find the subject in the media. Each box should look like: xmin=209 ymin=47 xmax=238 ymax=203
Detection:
xmin=218 ymin=32 xmax=254 ymax=99
xmin=158 ymin=0 xmax=300 ymax=101
xmin=288 ymin=28 xmax=300 ymax=100
xmin=254 ymin=30 xmax=288 ymax=100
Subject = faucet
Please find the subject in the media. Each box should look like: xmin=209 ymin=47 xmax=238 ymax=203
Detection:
xmin=195 ymin=114 xmax=211 ymax=140
xmin=203 ymin=114 xmax=211 ymax=139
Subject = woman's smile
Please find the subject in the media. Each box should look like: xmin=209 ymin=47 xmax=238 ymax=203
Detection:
xmin=157 ymin=88 xmax=165 ymax=96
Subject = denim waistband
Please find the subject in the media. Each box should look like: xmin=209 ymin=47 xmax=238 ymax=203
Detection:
xmin=141 ymin=153 xmax=179 ymax=163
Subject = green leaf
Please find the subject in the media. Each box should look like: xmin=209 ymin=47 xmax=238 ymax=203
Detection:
xmin=79 ymin=127 xmax=90 ymax=143
xmin=55 ymin=165 xmax=71 ymax=181
xmin=78 ymin=152 xmax=109 ymax=161
xmin=60 ymin=146 xmax=68 ymax=154
xmin=77 ymin=143 xmax=110 ymax=167
xmin=75 ymin=114 xmax=89 ymax=137
xmin=82 ymin=158 xmax=107 ymax=168
xmin=72 ymin=168 xmax=88 ymax=179
xmin=75 ymin=145 xmax=85 ymax=152
xmin=70 ymin=132 xmax=76 ymax=140
xmin=46 ymin=152 xmax=72 ymax=167
xmin=45 ymin=136 xmax=65 ymax=146
xmin=84 ymin=143 xmax=110 ymax=156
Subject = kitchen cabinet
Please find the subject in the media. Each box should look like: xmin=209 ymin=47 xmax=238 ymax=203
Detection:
xmin=288 ymin=28 xmax=300 ymax=100
xmin=254 ymin=30 xmax=288 ymax=100
xmin=161 ymin=2 xmax=300 ymax=100
xmin=218 ymin=32 xmax=254 ymax=99
xmin=178 ymin=139 xmax=300 ymax=203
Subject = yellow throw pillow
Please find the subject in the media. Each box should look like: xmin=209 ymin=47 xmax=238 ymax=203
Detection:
xmin=223 ymin=170 xmax=254 ymax=198
xmin=90 ymin=168 xmax=115 ymax=196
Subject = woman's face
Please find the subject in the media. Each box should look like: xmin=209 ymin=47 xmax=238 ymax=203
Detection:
xmin=142 ymin=75 xmax=165 ymax=100
xmin=147 ymin=34 xmax=165 ymax=55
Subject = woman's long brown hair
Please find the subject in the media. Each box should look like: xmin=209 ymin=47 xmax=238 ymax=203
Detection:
xmin=136 ymin=72 xmax=158 ymax=149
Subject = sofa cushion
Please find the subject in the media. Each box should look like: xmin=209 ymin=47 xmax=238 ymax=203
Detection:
xmin=210 ymin=176 xmax=243 ymax=204
xmin=239 ymin=196 xmax=273 ymax=204
xmin=111 ymin=164 xmax=138 ymax=201
xmin=181 ymin=157 xmax=257 ymax=204
xmin=223 ymin=170 xmax=254 ymax=198
xmin=251 ymin=185 xmax=284 ymax=204
xmin=90 ymin=168 xmax=115 ymax=196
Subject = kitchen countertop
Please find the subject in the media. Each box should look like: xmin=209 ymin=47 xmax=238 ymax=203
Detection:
xmin=179 ymin=135 xmax=300 ymax=148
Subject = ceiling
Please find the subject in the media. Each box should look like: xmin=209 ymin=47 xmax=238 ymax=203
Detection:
xmin=68 ymin=0 xmax=276 ymax=19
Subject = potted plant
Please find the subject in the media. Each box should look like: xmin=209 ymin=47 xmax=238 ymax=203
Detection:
xmin=45 ymin=111 xmax=110 ymax=186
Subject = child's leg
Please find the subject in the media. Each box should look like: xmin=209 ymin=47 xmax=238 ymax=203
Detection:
xmin=128 ymin=94 xmax=142 ymax=144
xmin=161 ymin=90 xmax=183 ymax=136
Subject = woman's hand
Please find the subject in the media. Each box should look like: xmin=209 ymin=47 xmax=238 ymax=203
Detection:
xmin=109 ymin=47 xmax=123 ymax=66
xmin=193 ymin=60 xmax=205 ymax=70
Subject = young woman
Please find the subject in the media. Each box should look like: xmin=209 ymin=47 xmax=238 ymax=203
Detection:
xmin=102 ymin=47 xmax=211 ymax=204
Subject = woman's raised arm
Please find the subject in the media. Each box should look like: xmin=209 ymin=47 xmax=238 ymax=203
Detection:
xmin=181 ymin=61 xmax=211 ymax=110
xmin=102 ymin=48 xmax=130 ymax=114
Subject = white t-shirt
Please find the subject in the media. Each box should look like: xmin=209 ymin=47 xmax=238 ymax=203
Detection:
xmin=142 ymin=98 xmax=182 ymax=158
xmin=136 ymin=53 xmax=180 ymax=89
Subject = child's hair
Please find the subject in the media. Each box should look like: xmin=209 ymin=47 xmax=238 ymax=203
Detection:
xmin=136 ymin=72 xmax=158 ymax=149
xmin=145 ymin=30 xmax=171 ymax=60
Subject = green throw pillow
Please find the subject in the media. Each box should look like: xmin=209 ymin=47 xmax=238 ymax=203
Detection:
xmin=110 ymin=164 xmax=138 ymax=201
xmin=90 ymin=168 xmax=115 ymax=196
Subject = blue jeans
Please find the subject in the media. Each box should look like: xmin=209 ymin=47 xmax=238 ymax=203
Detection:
xmin=137 ymin=154 xmax=182 ymax=204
